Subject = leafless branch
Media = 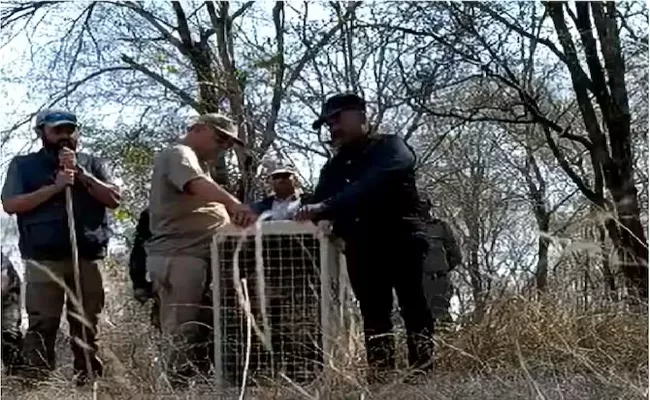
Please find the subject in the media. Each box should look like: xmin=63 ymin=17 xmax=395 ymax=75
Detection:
xmin=121 ymin=54 xmax=200 ymax=110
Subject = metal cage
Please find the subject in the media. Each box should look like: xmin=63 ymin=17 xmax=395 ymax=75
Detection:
xmin=210 ymin=221 xmax=346 ymax=388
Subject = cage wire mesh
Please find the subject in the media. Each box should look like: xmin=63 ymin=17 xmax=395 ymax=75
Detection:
xmin=211 ymin=222 xmax=344 ymax=387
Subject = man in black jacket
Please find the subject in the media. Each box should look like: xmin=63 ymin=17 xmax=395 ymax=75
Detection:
xmin=296 ymin=93 xmax=434 ymax=381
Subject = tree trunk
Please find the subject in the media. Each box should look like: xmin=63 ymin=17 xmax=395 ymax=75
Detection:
xmin=598 ymin=223 xmax=617 ymax=301
xmin=522 ymin=148 xmax=552 ymax=292
xmin=535 ymin=230 xmax=550 ymax=292
xmin=546 ymin=2 xmax=648 ymax=300
xmin=466 ymin=163 xmax=485 ymax=318
xmin=467 ymin=230 xmax=483 ymax=317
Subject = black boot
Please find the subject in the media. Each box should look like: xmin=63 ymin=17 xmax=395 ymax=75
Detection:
xmin=73 ymin=355 xmax=103 ymax=386
xmin=365 ymin=333 xmax=396 ymax=384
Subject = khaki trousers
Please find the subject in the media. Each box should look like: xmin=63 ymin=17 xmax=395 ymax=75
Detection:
xmin=22 ymin=258 xmax=104 ymax=375
xmin=146 ymin=255 xmax=213 ymax=381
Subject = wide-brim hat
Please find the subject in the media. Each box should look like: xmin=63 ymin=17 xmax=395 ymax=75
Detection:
xmin=312 ymin=93 xmax=366 ymax=130
xmin=191 ymin=113 xmax=244 ymax=147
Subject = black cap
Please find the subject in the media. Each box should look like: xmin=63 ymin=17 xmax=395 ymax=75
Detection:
xmin=312 ymin=93 xmax=366 ymax=130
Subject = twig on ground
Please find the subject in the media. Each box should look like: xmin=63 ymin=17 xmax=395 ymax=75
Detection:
xmin=239 ymin=278 xmax=253 ymax=400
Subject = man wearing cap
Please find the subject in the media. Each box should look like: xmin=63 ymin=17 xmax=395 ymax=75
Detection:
xmin=296 ymin=93 xmax=435 ymax=382
xmin=1 ymin=109 xmax=121 ymax=384
xmin=146 ymin=113 xmax=257 ymax=385
xmin=251 ymin=168 xmax=303 ymax=221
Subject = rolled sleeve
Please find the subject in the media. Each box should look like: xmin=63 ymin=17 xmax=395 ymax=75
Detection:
xmin=90 ymin=156 xmax=114 ymax=184
xmin=1 ymin=158 xmax=25 ymax=202
xmin=164 ymin=145 xmax=206 ymax=192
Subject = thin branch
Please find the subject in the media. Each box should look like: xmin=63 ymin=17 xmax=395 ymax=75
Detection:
xmin=0 ymin=1 xmax=62 ymax=28
xmin=542 ymin=124 xmax=600 ymax=205
xmin=276 ymin=136 xmax=328 ymax=158
xmin=114 ymin=1 xmax=185 ymax=52
xmin=1 ymin=66 xmax=131 ymax=146
xmin=231 ymin=1 xmax=255 ymax=20
xmin=283 ymin=2 xmax=362 ymax=91
xmin=261 ymin=1 xmax=286 ymax=151
xmin=121 ymin=54 xmax=200 ymax=110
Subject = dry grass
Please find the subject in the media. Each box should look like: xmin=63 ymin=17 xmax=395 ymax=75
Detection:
xmin=1 ymin=259 xmax=648 ymax=399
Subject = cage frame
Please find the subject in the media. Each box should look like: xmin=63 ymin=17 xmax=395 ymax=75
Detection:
xmin=210 ymin=220 xmax=346 ymax=388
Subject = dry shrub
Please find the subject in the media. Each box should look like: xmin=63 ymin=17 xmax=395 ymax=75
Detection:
xmin=435 ymin=292 xmax=648 ymax=378
xmin=3 ymin=259 xmax=648 ymax=399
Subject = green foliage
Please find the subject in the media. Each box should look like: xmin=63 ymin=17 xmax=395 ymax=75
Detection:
xmin=113 ymin=207 xmax=133 ymax=223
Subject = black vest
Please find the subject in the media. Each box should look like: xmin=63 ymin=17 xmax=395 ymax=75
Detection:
xmin=14 ymin=149 xmax=110 ymax=260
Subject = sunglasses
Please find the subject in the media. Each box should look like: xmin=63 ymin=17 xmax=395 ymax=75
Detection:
xmin=212 ymin=131 xmax=235 ymax=148
xmin=271 ymin=173 xmax=292 ymax=180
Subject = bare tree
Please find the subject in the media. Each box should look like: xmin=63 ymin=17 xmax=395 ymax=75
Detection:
xmin=1 ymin=1 xmax=361 ymax=201
xmin=366 ymin=1 xmax=648 ymax=300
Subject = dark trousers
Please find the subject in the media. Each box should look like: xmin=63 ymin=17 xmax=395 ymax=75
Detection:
xmin=422 ymin=274 xmax=454 ymax=325
xmin=344 ymin=235 xmax=434 ymax=372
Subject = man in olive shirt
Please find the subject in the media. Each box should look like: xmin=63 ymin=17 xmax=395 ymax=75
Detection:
xmin=146 ymin=113 xmax=256 ymax=386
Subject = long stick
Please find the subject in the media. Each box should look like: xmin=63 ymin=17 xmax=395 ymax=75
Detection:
xmin=65 ymin=186 xmax=93 ymax=378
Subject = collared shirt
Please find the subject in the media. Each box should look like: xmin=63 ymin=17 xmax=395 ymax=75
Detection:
xmin=146 ymin=144 xmax=229 ymax=258
xmin=269 ymin=194 xmax=301 ymax=220
xmin=251 ymin=193 xmax=302 ymax=221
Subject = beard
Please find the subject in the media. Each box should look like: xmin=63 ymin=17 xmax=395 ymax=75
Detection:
xmin=43 ymin=138 xmax=76 ymax=154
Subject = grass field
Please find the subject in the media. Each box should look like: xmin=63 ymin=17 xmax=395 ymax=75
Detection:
xmin=1 ymin=259 xmax=647 ymax=400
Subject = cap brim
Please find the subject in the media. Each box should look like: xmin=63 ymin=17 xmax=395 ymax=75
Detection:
xmin=312 ymin=105 xmax=365 ymax=130
xmin=214 ymin=127 xmax=245 ymax=147
xmin=312 ymin=108 xmax=345 ymax=130
xmin=270 ymin=169 xmax=294 ymax=176
xmin=45 ymin=120 xmax=77 ymax=128
xmin=312 ymin=117 xmax=325 ymax=130
xmin=230 ymin=136 xmax=245 ymax=147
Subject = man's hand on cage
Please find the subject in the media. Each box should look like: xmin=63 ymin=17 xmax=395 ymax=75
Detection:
xmin=295 ymin=203 xmax=325 ymax=222
xmin=227 ymin=203 xmax=257 ymax=227
xmin=317 ymin=220 xmax=333 ymax=235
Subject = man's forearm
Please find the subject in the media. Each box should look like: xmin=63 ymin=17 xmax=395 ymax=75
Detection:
xmin=77 ymin=172 xmax=121 ymax=209
xmin=2 ymin=185 xmax=61 ymax=214
xmin=186 ymin=177 xmax=239 ymax=208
